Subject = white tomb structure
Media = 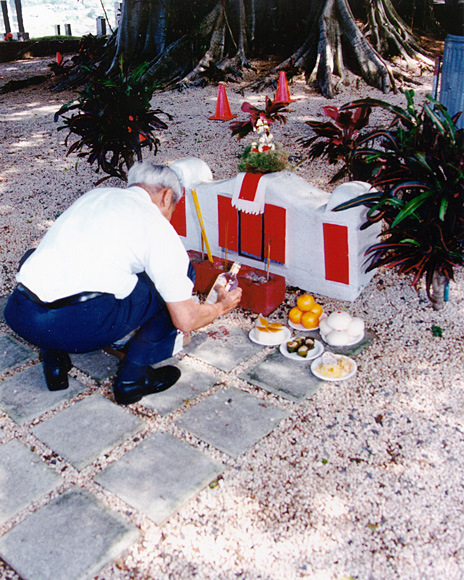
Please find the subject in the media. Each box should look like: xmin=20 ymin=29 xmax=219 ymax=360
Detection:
xmin=169 ymin=157 xmax=381 ymax=302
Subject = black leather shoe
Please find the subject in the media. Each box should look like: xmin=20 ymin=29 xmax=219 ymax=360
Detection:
xmin=41 ymin=350 xmax=72 ymax=391
xmin=113 ymin=365 xmax=181 ymax=405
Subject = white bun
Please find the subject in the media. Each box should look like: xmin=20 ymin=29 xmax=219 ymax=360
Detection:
xmin=326 ymin=329 xmax=350 ymax=346
xmin=348 ymin=317 xmax=365 ymax=336
xmin=327 ymin=311 xmax=352 ymax=331
xmin=319 ymin=318 xmax=332 ymax=336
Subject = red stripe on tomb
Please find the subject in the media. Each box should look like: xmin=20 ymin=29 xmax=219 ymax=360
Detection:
xmin=171 ymin=195 xmax=186 ymax=237
xmin=323 ymin=223 xmax=349 ymax=284
xmin=218 ymin=195 xmax=238 ymax=252
xmin=240 ymin=211 xmax=263 ymax=258
xmin=264 ymin=204 xmax=286 ymax=264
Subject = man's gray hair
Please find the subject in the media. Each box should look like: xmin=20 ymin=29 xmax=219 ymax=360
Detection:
xmin=127 ymin=162 xmax=183 ymax=203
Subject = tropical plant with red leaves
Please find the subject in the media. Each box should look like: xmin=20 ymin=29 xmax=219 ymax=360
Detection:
xmin=299 ymin=104 xmax=372 ymax=182
xmin=333 ymin=90 xmax=464 ymax=308
xmin=229 ymin=97 xmax=289 ymax=140
xmin=55 ymin=57 xmax=171 ymax=184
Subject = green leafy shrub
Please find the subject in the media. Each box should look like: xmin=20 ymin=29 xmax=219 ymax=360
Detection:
xmin=237 ymin=145 xmax=289 ymax=174
xmin=231 ymin=98 xmax=290 ymax=174
xmin=54 ymin=58 xmax=171 ymax=183
xmin=333 ymin=90 xmax=464 ymax=306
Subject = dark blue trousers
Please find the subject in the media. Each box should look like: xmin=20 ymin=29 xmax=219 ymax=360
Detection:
xmin=4 ymin=266 xmax=195 ymax=367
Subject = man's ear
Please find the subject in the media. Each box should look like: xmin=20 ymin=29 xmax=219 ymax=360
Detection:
xmin=160 ymin=187 xmax=174 ymax=208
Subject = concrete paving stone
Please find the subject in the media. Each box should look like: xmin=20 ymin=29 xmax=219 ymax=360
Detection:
xmin=0 ymin=333 xmax=38 ymax=374
xmin=175 ymin=386 xmax=289 ymax=458
xmin=0 ymin=440 xmax=62 ymax=525
xmin=0 ymin=486 xmax=140 ymax=580
xmin=71 ymin=350 xmax=120 ymax=381
xmin=140 ymin=359 xmax=219 ymax=416
xmin=241 ymin=350 xmax=322 ymax=402
xmin=32 ymin=394 xmax=145 ymax=470
xmin=0 ymin=364 xmax=86 ymax=425
xmin=95 ymin=431 xmax=223 ymax=525
xmin=184 ymin=323 xmax=262 ymax=372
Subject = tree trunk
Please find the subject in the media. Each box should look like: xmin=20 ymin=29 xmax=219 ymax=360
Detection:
xmin=249 ymin=0 xmax=397 ymax=97
xmin=391 ymin=0 xmax=442 ymax=33
xmin=60 ymin=0 xmax=435 ymax=98
xmin=113 ymin=0 xmax=167 ymax=64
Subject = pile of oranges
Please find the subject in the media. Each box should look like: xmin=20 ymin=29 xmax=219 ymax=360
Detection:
xmin=288 ymin=294 xmax=323 ymax=329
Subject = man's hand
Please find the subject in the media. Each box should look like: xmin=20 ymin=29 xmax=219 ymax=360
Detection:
xmin=216 ymin=286 xmax=242 ymax=315
xmin=167 ymin=286 xmax=242 ymax=333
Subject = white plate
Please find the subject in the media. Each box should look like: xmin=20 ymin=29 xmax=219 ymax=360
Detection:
xmin=319 ymin=331 xmax=364 ymax=346
xmin=311 ymin=354 xmax=357 ymax=381
xmin=279 ymin=339 xmax=324 ymax=361
xmin=288 ymin=312 xmax=327 ymax=332
xmin=249 ymin=327 xmax=292 ymax=346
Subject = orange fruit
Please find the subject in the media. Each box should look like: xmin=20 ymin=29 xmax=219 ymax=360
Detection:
xmin=310 ymin=303 xmax=323 ymax=318
xmin=296 ymin=294 xmax=315 ymax=312
xmin=288 ymin=306 xmax=303 ymax=325
xmin=301 ymin=311 xmax=319 ymax=329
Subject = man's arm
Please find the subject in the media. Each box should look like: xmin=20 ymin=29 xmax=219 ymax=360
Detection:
xmin=166 ymin=287 xmax=242 ymax=333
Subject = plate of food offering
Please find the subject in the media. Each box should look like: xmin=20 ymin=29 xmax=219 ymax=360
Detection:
xmin=311 ymin=352 xmax=357 ymax=381
xmin=279 ymin=336 xmax=324 ymax=361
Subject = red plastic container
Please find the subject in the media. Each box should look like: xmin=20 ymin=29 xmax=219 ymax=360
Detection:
xmin=238 ymin=264 xmax=286 ymax=316
xmin=188 ymin=251 xmax=286 ymax=316
xmin=188 ymin=251 xmax=228 ymax=294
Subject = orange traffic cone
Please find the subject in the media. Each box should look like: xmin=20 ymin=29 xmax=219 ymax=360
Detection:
xmin=209 ymin=83 xmax=237 ymax=121
xmin=274 ymin=71 xmax=294 ymax=104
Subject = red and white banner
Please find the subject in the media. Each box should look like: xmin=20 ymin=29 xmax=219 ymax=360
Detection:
xmin=232 ymin=172 xmax=270 ymax=215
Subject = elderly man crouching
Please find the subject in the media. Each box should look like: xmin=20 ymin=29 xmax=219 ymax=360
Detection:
xmin=4 ymin=162 xmax=242 ymax=404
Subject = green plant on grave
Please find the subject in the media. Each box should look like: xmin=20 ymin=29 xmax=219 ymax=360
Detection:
xmin=333 ymin=90 xmax=464 ymax=309
xmin=231 ymin=97 xmax=290 ymax=174
xmin=54 ymin=57 xmax=172 ymax=183
xmin=237 ymin=145 xmax=289 ymax=174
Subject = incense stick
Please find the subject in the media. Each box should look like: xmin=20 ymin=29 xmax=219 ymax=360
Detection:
xmin=191 ymin=189 xmax=213 ymax=263
xmin=267 ymin=240 xmax=271 ymax=281
xmin=224 ymin=222 xmax=229 ymax=270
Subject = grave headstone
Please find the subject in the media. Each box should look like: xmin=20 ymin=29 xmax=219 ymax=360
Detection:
xmin=96 ymin=16 xmax=106 ymax=36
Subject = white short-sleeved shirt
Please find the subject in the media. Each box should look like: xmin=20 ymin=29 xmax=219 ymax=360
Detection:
xmin=18 ymin=186 xmax=193 ymax=303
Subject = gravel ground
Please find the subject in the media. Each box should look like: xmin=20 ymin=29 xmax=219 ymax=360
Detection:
xmin=2 ymin=53 xmax=464 ymax=580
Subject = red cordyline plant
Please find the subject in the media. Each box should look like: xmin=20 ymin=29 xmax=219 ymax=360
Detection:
xmin=333 ymin=90 xmax=464 ymax=309
xmin=230 ymin=97 xmax=289 ymax=140
xmin=55 ymin=57 xmax=171 ymax=184
xmin=298 ymin=104 xmax=373 ymax=182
